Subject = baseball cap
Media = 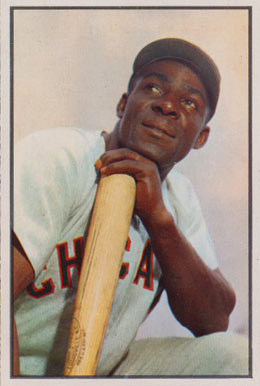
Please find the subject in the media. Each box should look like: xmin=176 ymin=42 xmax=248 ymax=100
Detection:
xmin=130 ymin=38 xmax=221 ymax=121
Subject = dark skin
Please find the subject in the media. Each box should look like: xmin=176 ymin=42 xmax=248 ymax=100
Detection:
xmin=13 ymin=59 xmax=235 ymax=375
xmin=97 ymin=60 xmax=236 ymax=335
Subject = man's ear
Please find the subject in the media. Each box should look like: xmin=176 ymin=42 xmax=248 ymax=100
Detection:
xmin=193 ymin=126 xmax=210 ymax=149
xmin=116 ymin=93 xmax=128 ymax=118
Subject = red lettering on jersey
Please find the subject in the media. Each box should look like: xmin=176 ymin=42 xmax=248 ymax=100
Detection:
xmin=119 ymin=263 xmax=129 ymax=279
xmin=125 ymin=237 xmax=131 ymax=252
xmin=119 ymin=237 xmax=132 ymax=280
xmin=27 ymin=279 xmax=55 ymax=299
xmin=133 ymin=239 xmax=154 ymax=291
xmin=57 ymin=237 xmax=84 ymax=289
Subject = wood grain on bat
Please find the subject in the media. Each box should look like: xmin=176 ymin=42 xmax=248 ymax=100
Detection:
xmin=64 ymin=174 xmax=136 ymax=376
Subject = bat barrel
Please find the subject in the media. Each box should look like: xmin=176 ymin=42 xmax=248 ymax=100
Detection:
xmin=64 ymin=173 xmax=136 ymax=376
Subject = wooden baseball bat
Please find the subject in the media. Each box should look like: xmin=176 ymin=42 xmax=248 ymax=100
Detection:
xmin=64 ymin=173 xmax=136 ymax=376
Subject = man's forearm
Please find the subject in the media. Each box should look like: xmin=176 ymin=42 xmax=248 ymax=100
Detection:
xmin=141 ymin=208 xmax=236 ymax=336
xmin=96 ymin=147 xmax=235 ymax=335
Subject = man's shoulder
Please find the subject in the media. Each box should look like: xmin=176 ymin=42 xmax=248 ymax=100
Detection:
xmin=16 ymin=127 xmax=105 ymax=162
xmin=17 ymin=127 xmax=102 ymax=148
xmin=165 ymin=168 xmax=201 ymax=216
xmin=166 ymin=168 xmax=195 ymax=194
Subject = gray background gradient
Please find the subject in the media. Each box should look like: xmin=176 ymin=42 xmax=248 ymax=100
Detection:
xmin=13 ymin=8 xmax=249 ymax=338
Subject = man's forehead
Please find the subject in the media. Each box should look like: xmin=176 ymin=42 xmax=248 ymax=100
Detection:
xmin=142 ymin=71 xmax=170 ymax=83
xmin=137 ymin=59 xmax=208 ymax=95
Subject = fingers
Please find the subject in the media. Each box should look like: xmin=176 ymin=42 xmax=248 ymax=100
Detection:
xmin=95 ymin=149 xmax=164 ymax=222
xmin=97 ymin=159 xmax=153 ymax=180
xmin=95 ymin=148 xmax=158 ymax=180
xmin=97 ymin=148 xmax=151 ymax=168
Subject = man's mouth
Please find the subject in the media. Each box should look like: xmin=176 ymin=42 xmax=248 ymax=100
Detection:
xmin=142 ymin=122 xmax=176 ymax=139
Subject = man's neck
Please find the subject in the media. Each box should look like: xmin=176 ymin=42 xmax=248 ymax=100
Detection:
xmin=101 ymin=123 xmax=175 ymax=182
xmin=102 ymin=122 xmax=121 ymax=152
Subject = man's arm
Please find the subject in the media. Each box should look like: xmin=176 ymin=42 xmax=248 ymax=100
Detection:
xmin=141 ymin=208 xmax=236 ymax=336
xmin=12 ymin=240 xmax=35 ymax=375
xmin=97 ymin=149 xmax=236 ymax=336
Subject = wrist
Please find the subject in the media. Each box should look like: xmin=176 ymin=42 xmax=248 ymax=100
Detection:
xmin=141 ymin=204 xmax=174 ymax=233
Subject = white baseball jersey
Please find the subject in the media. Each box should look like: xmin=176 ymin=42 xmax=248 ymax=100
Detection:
xmin=14 ymin=127 xmax=218 ymax=376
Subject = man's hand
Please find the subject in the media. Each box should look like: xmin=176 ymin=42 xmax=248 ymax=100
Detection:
xmin=97 ymin=149 xmax=236 ymax=337
xmin=96 ymin=148 xmax=167 ymax=223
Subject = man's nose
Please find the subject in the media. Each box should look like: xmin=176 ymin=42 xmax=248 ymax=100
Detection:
xmin=152 ymin=99 xmax=180 ymax=119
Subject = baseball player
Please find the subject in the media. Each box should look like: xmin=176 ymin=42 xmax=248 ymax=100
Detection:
xmin=13 ymin=38 xmax=248 ymax=376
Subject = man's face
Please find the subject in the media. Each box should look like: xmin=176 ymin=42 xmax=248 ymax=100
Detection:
xmin=117 ymin=59 xmax=211 ymax=175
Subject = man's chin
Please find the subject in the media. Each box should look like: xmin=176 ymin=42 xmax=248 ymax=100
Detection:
xmin=119 ymin=136 xmax=179 ymax=168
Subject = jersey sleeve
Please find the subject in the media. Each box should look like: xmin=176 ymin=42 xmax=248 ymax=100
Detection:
xmin=165 ymin=170 xmax=219 ymax=270
xmin=13 ymin=129 xmax=91 ymax=277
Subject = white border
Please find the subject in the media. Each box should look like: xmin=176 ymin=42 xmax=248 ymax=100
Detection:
xmin=1 ymin=1 xmax=260 ymax=385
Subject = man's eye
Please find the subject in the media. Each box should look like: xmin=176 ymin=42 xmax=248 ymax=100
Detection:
xmin=145 ymin=84 xmax=161 ymax=94
xmin=182 ymin=99 xmax=197 ymax=110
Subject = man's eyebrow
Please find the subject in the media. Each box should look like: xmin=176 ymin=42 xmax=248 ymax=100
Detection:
xmin=181 ymin=84 xmax=206 ymax=102
xmin=142 ymin=72 xmax=170 ymax=83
